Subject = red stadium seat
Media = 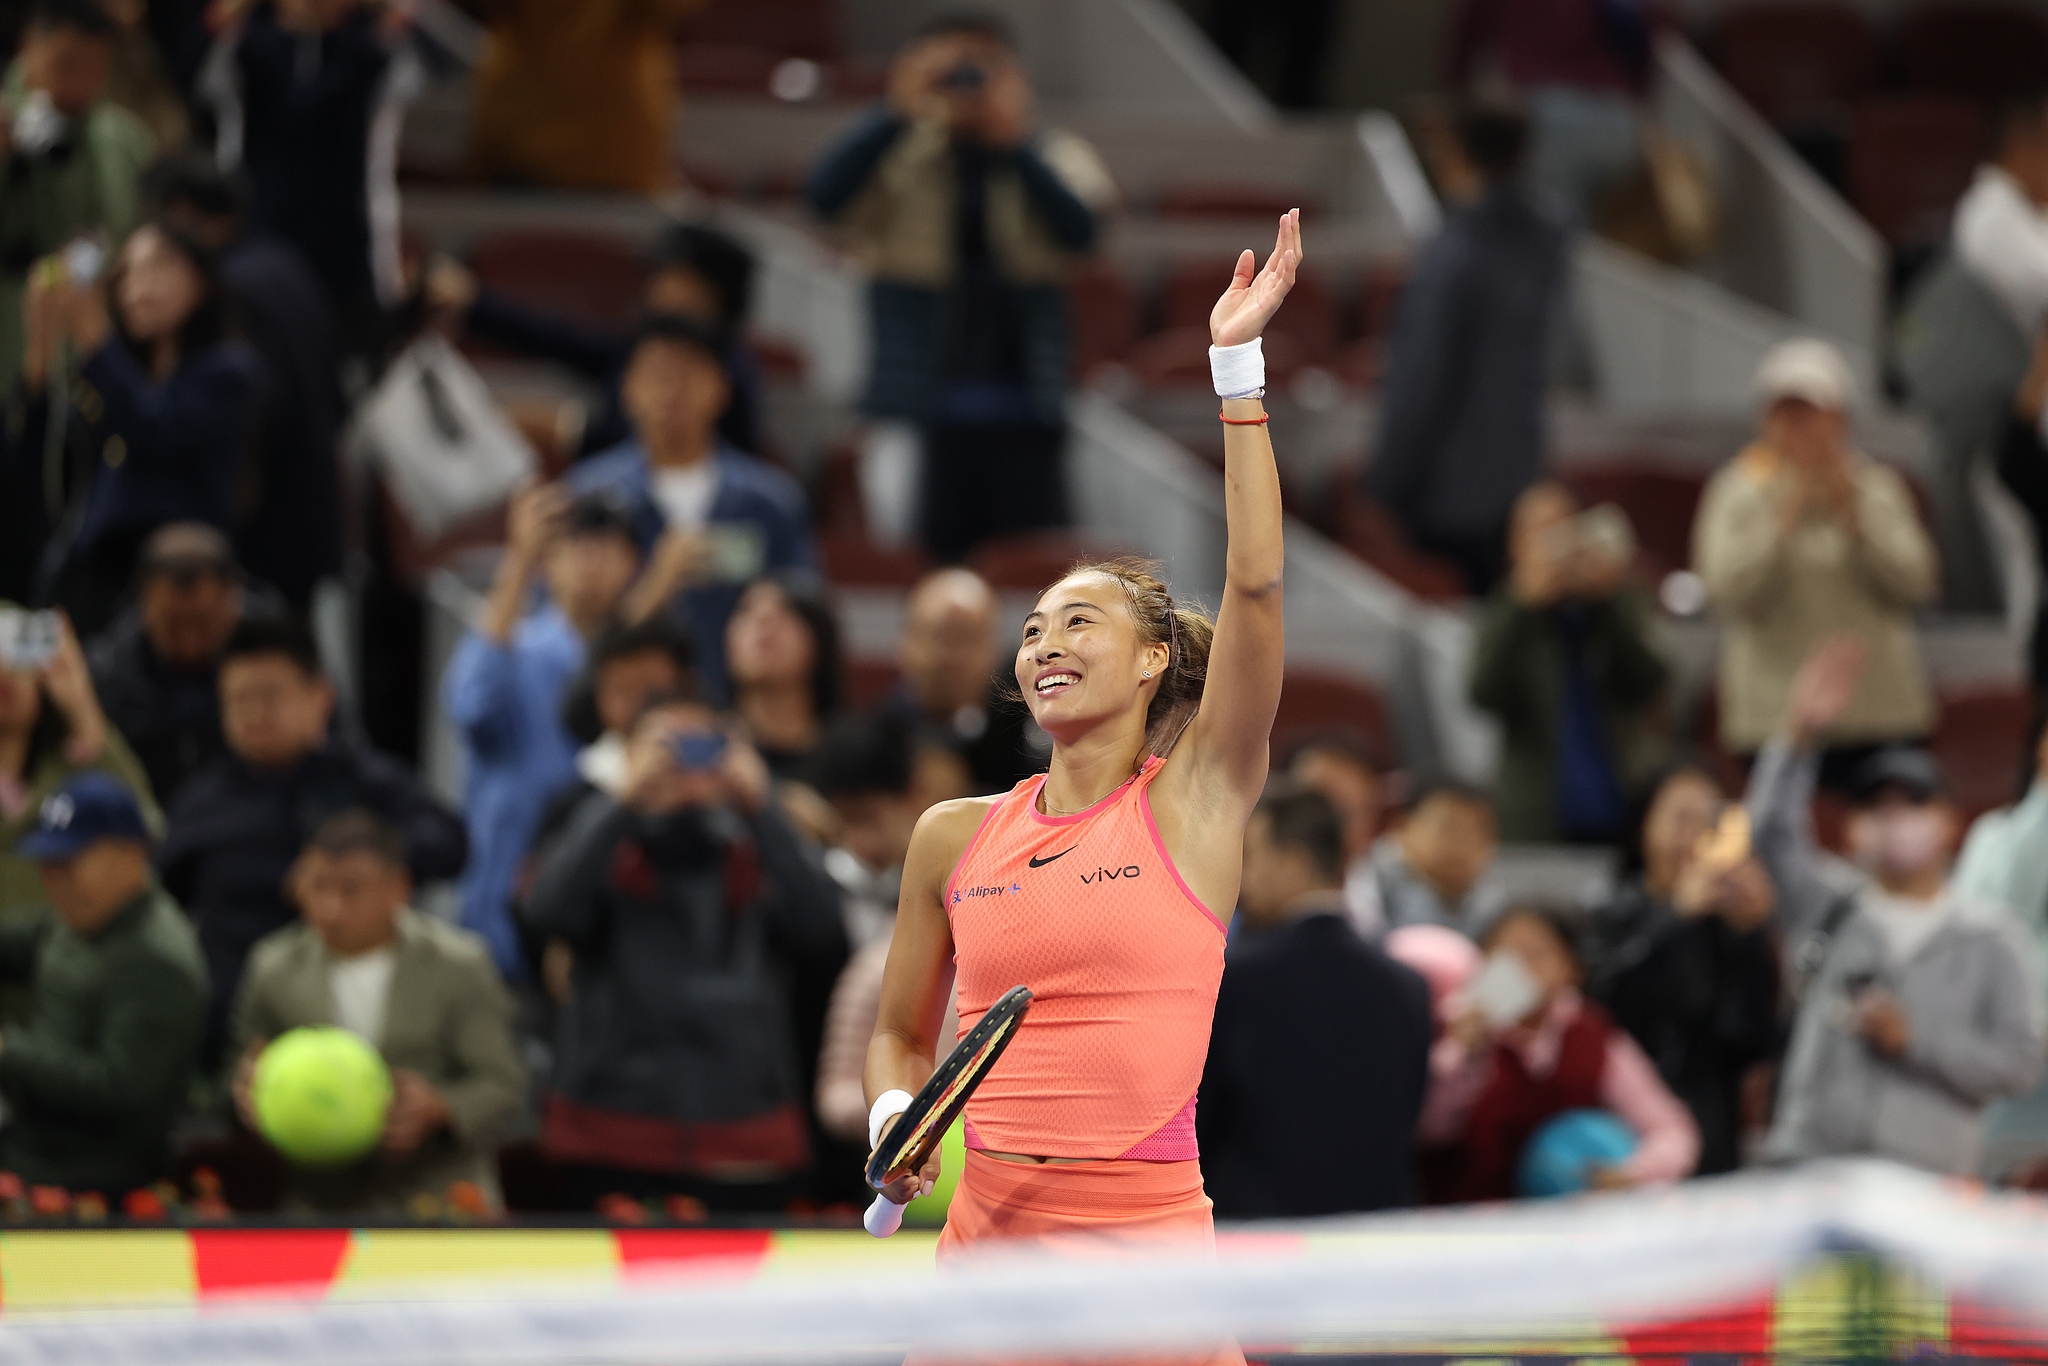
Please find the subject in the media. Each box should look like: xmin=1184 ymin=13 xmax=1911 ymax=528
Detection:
xmin=468 ymin=229 xmax=646 ymax=329
xmin=1848 ymin=96 xmax=1990 ymax=248
xmin=1897 ymin=2 xmax=2048 ymax=100
xmin=1066 ymin=262 xmax=1140 ymax=378
xmin=1273 ymin=669 xmax=1394 ymax=761
xmin=1563 ymin=463 xmax=1707 ymax=582
xmin=1714 ymin=4 xmax=1877 ymax=127
xmin=673 ymin=42 xmax=785 ymax=96
xmin=1160 ymin=262 xmax=1337 ymax=362
xmin=1155 ymin=184 xmax=1307 ymax=220
xmin=818 ymin=530 xmax=931 ymax=589
xmin=1932 ymin=684 xmax=2033 ymax=822
xmin=1327 ymin=479 xmax=1469 ymax=602
xmin=966 ymin=530 xmax=1137 ymax=591
xmin=845 ymin=657 xmax=903 ymax=709
xmin=678 ymin=0 xmax=841 ymax=60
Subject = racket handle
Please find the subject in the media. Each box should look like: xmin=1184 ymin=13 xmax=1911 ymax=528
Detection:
xmin=864 ymin=1192 xmax=906 ymax=1238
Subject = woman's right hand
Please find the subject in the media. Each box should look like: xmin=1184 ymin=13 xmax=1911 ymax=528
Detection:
xmin=870 ymin=1113 xmax=941 ymax=1206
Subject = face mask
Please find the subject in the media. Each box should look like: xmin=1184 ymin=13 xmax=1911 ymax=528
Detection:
xmin=1849 ymin=808 xmax=1948 ymax=880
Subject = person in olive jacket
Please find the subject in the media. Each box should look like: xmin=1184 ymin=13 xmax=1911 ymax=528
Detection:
xmin=1469 ymin=482 xmax=1670 ymax=843
xmin=2 ymin=771 xmax=207 ymax=1194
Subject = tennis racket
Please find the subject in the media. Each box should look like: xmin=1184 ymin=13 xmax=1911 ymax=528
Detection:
xmin=863 ymin=984 xmax=1032 ymax=1238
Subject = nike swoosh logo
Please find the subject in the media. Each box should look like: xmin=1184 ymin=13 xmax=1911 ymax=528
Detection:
xmin=1028 ymin=847 xmax=1077 ymax=868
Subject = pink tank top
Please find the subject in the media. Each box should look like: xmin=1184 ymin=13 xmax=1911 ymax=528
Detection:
xmin=945 ymin=757 xmax=1227 ymax=1161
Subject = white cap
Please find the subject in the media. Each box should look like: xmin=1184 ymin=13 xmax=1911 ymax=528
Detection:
xmin=1755 ymin=338 xmax=1854 ymax=412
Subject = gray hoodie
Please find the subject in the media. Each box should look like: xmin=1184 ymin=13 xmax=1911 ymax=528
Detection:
xmin=1747 ymin=739 xmax=2043 ymax=1175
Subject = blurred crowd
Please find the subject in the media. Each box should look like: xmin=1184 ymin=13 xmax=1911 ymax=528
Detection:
xmin=3 ymin=0 xmax=2048 ymax=1226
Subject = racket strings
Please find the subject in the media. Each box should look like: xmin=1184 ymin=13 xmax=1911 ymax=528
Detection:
xmin=884 ymin=1014 xmax=1020 ymax=1174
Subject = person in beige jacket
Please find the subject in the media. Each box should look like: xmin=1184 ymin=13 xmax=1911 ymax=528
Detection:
xmin=1694 ymin=339 xmax=1938 ymax=761
xmin=232 ymin=809 xmax=524 ymax=1215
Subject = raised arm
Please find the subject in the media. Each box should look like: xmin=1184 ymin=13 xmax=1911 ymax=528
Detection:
xmin=1177 ymin=211 xmax=1299 ymax=801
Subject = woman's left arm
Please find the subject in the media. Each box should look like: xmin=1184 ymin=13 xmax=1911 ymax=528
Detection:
xmin=1179 ymin=211 xmax=1300 ymax=804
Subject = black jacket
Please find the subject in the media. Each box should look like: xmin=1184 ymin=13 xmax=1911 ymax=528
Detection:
xmin=1198 ymin=910 xmax=1434 ymax=1218
xmin=523 ymin=791 xmax=846 ymax=1146
xmin=1367 ymin=182 xmax=1566 ymax=543
xmin=156 ymin=737 xmax=467 ymax=1058
xmin=1584 ymin=877 xmax=1781 ymax=1175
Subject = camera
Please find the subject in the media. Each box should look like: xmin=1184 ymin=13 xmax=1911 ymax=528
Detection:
xmin=670 ymin=730 xmax=729 ymax=773
xmin=937 ymin=60 xmax=986 ymax=93
xmin=0 ymin=606 xmax=60 ymax=671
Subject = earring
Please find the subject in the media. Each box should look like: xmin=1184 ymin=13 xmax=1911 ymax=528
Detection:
xmin=1142 ymin=671 xmax=1152 ymax=679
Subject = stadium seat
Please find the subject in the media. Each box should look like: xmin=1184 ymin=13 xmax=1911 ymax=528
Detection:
xmin=1066 ymin=262 xmax=1140 ymax=379
xmin=1932 ymin=683 xmax=2032 ymax=821
xmin=1155 ymin=184 xmax=1307 ymax=220
xmin=1848 ymin=96 xmax=1990 ymax=249
xmin=1327 ymin=479 xmax=1469 ymax=603
xmin=1897 ymin=2 xmax=2048 ymax=100
xmin=817 ymin=530 xmax=931 ymax=589
xmin=1563 ymin=463 xmax=1707 ymax=583
xmin=1272 ymin=668 xmax=1394 ymax=761
xmin=845 ymin=658 xmax=903 ymax=709
xmin=468 ymin=229 xmax=645 ymax=329
xmin=673 ymin=43 xmax=785 ymax=96
xmin=966 ymin=530 xmax=1136 ymax=591
xmin=678 ymin=0 xmax=840 ymax=60
xmin=1160 ymin=262 xmax=1337 ymax=361
xmin=1713 ymin=4 xmax=1877 ymax=127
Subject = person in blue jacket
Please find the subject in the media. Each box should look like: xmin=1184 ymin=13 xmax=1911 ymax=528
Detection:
xmin=564 ymin=312 xmax=818 ymax=699
xmin=10 ymin=219 xmax=258 ymax=636
xmin=442 ymin=486 xmax=642 ymax=980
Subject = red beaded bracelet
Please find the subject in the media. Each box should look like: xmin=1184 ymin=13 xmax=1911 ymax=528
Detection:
xmin=1218 ymin=410 xmax=1270 ymax=425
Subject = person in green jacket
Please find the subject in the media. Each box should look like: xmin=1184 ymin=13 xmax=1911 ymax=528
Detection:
xmin=1470 ymin=482 xmax=1671 ymax=843
xmin=0 ymin=604 xmax=158 ymax=932
xmin=2 ymin=769 xmax=207 ymax=1195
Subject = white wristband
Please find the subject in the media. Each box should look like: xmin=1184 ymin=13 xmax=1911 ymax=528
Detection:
xmin=1209 ymin=337 xmax=1265 ymax=399
xmin=869 ymin=1090 xmax=914 ymax=1151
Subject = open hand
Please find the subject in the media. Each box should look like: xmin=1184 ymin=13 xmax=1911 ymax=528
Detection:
xmin=1785 ymin=633 xmax=1866 ymax=748
xmin=1209 ymin=209 xmax=1302 ymax=348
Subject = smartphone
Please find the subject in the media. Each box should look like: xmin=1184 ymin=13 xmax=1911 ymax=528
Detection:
xmin=61 ymin=238 xmax=104 ymax=287
xmin=1575 ymin=503 xmax=1636 ymax=564
xmin=705 ymin=523 xmax=767 ymax=583
xmin=671 ymin=729 xmax=729 ymax=772
xmin=0 ymin=606 xmax=59 ymax=670
xmin=1469 ymin=950 xmax=1543 ymax=1030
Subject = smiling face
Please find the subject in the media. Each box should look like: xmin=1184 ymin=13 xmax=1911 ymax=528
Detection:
xmin=1014 ymin=572 xmax=1167 ymax=744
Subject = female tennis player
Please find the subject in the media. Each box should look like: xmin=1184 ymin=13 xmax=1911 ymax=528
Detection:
xmin=866 ymin=211 xmax=1301 ymax=1276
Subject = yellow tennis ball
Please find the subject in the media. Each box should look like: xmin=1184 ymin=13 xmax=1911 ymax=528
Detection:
xmin=902 ymin=1118 xmax=965 ymax=1228
xmin=251 ymin=1027 xmax=393 ymax=1166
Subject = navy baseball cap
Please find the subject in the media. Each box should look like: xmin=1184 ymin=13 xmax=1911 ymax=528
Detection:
xmin=1846 ymin=747 xmax=1947 ymax=806
xmin=14 ymin=773 xmax=149 ymax=861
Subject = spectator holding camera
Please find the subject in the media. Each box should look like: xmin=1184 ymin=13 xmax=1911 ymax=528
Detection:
xmin=1754 ymin=638 xmax=2041 ymax=1176
xmin=1471 ymin=482 xmax=1669 ymax=844
xmin=1695 ymin=340 xmax=1937 ymax=780
xmin=11 ymin=218 xmax=258 ymax=635
xmin=523 ymin=688 xmax=847 ymax=1212
xmin=232 ymin=809 xmax=525 ymax=1214
xmin=157 ymin=616 xmax=466 ymax=1062
xmin=87 ymin=523 xmax=279 ymax=810
xmin=566 ymin=313 xmax=817 ymax=699
xmin=0 ymin=0 xmax=154 ymax=402
xmin=804 ymin=11 xmax=1113 ymax=562
xmin=0 ymin=604 xmax=154 ymax=926
xmin=444 ymin=487 xmax=641 ymax=980
xmin=1582 ymin=766 xmax=1780 ymax=1175
xmin=2 ymin=772 xmax=206 ymax=1196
